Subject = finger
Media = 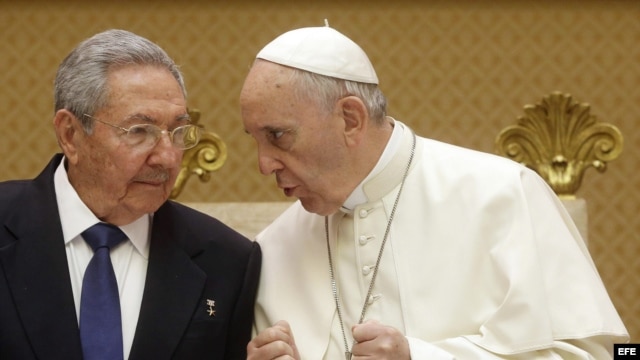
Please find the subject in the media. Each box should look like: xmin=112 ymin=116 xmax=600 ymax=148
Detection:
xmin=247 ymin=321 xmax=300 ymax=360
xmin=251 ymin=321 xmax=294 ymax=348
xmin=351 ymin=320 xmax=382 ymax=343
xmin=273 ymin=320 xmax=293 ymax=334
xmin=273 ymin=320 xmax=301 ymax=358
xmin=351 ymin=322 xmax=410 ymax=360
xmin=247 ymin=335 xmax=295 ymax=359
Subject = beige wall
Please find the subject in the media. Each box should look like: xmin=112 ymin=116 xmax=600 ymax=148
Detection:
xmin=1 ymin=0 xmax=638 ymax=342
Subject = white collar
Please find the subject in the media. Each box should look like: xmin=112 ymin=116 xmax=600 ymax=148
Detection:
xmin=341 ymin=119 xmax=404 ymax=213
xmin=54 ymin=158 xmax=151 ymax=259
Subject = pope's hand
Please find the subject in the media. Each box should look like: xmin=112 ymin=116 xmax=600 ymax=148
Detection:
xmin=351 ymin=320 xmax=410 ymax=360
xmin=247 ymin=320 xmax=301 ymax=360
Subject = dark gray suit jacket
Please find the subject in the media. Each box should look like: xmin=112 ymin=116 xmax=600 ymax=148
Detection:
xmin=0 ymin=154 xmax=261 ymax=359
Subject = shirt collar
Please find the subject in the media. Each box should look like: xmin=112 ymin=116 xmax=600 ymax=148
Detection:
xmin=54 ymin=158 xmax=151 ymax=259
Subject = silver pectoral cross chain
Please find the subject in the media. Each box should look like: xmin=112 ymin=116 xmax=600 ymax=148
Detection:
xmin=327 ymin=133 xmax=416 ymax=360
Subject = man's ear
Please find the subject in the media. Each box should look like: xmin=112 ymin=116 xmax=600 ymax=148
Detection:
xmin=338 ymin=96 xmax=369 ymax=147
xmin=53 ymin=109 xmax=82 ymax=165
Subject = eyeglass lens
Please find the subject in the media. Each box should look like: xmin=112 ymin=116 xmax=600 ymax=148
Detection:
xmin=124 ymin=124 xmax=200 ymax=150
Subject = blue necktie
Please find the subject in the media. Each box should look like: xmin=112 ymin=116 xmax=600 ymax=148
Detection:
xmin=80 ymin=223 xmax=126 ymax=360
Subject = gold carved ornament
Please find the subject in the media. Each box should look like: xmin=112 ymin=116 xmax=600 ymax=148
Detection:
xmin=170 ymin=108 xmax=228 ymax=199
xmin=495 ymin=92 xmax=623 ymax=198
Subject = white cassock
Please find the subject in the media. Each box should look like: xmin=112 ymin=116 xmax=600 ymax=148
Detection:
xmin=253 ymin=121 xmax=629 ymax=359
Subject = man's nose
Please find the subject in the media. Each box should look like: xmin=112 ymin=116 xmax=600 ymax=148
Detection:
xmin=150 ymin=134 xmax=182 ymax=166
xmin=258 ymin=153 xmax=283 ymax=175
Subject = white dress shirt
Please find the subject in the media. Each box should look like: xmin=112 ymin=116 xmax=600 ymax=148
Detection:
xmin=54 ymin=159 xmax=150 ymax=359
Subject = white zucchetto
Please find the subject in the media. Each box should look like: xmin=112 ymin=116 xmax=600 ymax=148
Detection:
xmin=256 ymin=25 xmax=379 ymax=84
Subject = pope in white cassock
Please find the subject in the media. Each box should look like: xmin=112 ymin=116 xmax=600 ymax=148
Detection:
xmin=240 ymin=24 xmax=629 ymax=360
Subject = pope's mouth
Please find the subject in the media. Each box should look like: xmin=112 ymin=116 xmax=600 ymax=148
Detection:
xmin=283 ymin=186 xmax=297 ymax=197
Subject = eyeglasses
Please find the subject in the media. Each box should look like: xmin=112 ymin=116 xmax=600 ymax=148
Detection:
xmin=84 ymin=114 xmax=202 ymax=150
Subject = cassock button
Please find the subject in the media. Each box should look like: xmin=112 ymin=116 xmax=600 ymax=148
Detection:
xmin=359 ymin=209 xmax=369 ymax=218
xmin=358 ymin=235 xmax=375 ymax=245
xmin=362 ymin=265 xmax=374 ymax=275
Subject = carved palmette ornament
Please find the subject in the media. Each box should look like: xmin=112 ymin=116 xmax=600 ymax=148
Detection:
xmin=495 ymin=92 xmax=623 ymax=198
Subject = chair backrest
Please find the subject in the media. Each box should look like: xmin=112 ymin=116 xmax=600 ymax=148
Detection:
xmin=495 ymin=91 xmax=624 ymax=243
xmin=495 ymin=91 xmax=623 ymax=198
xmin=183 ymin=201 xmax=293 ymax=239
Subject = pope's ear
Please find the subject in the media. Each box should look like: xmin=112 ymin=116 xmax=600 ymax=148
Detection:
xmin=338 ymin=96 xmax=368 ymax=145
xmin=53 ymin=109 xmax=81 ymax=164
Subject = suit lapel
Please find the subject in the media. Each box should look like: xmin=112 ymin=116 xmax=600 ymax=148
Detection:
xmin=129 ymin=203 xmax=206 ymax=359
xmin=0 ymin=155 xmax=83 ymax=359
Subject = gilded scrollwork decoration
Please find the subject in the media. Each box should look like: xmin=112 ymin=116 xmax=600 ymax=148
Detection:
xmin=170 ymin=108 xmax=228 ymax=199
xmin=495 ymin=92 xmax=623 ymax=198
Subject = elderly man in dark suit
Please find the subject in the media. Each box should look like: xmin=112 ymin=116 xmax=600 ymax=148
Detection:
xmin=0 ymin=29 xmax=260 ymax=360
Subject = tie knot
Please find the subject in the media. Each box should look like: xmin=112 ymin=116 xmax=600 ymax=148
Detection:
xmin=82 ymin=223 xmax=127 ymax=251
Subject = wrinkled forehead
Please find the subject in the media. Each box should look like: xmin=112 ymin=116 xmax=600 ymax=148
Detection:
xmin=240 ymin=64 xmax=328 ymax=135
xmin=241 ymin=61 xmax=298 ymax=106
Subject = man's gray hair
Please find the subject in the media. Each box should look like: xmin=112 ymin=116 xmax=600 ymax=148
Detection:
xmin=54 ymin=29 xmax=186 ymax=132
xmin=288 ymin=68 xmax=387 ymax=124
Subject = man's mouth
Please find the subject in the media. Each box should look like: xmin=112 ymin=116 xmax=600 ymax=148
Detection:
xmin=135 ymin=172 xmax=169 ymax=186
xmin=278 ymin=183 xmax=297 ymax=197
xmin=138 ymin=180 xmax=164 ymax=186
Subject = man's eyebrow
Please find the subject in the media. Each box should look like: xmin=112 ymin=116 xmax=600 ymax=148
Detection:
xmin=244 ymin=124 xmax=294 ymax=136
xmin=244 ymin=125 xmax=280 ymax=134
xmin=123 ymin=113 xmax=154 ymax=123
xmin=122 ymin=113 xmax=191 ymax=123
xmin=176 ymin=113 xmax=192 ymax=122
